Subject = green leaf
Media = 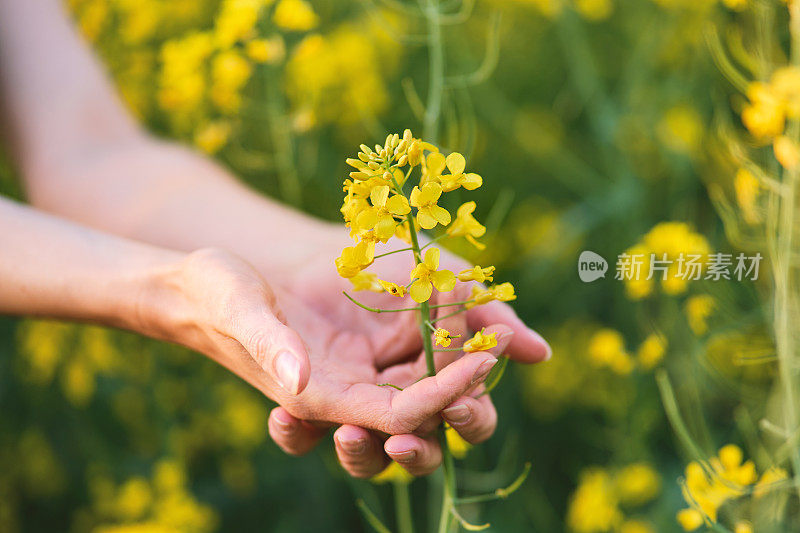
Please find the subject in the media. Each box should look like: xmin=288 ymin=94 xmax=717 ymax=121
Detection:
xmin=480 ymin=355 xmax=509 ymax=396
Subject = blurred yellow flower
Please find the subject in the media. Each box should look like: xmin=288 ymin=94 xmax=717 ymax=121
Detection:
xmin=678 ymin=444 xmax=757 ymax=525
xmin=245 ymin=35 xmax=285 ymax=64
xmin=615 ymin=463 xmax=661 ymax=506
xmin=619 ymin=520 xmax=655 ymax=533
xmin=445 ymin=426 xmax=471 ymax=459
xmin=676 ymin=508 xmax=704 ymax=531
xmin=734 ymin=521 xmax=753 ymax=533
xmin=685 ymin=294 xmax=716 ymax=335
xmin=273 ymin=0 xmax=318 ymax=31
xmin=574 ymin=0 xmax=613 ymax=20
xmin=774 ymin=135 xmax=800 ymax=169
xmin=588 ymin=328 xmax=634 ymax=375
xmin=734 ymin=168 xmax=761 ymax=224
xmin=637 ymin=333 xmax=667 ymax=370
xmin=194 ymin=121 xmax=231 ymax=154
xmin=567 ymin=469 xmax=622 ymax=533
xmin=114 ymin=477 xmax=152 ymax=521
xmin=372 ymin=462 xmax=413 ymax=484
xmin=658 ymin=104 xmax=703 ymax=154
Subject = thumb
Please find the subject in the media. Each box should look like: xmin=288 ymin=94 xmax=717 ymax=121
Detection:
xmin=233 ymin=306 xmax=311 ymax=396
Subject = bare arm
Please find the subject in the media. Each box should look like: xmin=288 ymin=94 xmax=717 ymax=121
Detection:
xmin=0 ymin=0 xmax=342 ymax=284
xmin=0 ymin=194 xmax=312 ymax=396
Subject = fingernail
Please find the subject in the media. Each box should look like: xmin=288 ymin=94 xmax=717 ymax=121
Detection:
xmin=338 ymin=437 xmax=366 ymax=455
xmin=388 ymin=450 xmax=417 ymax=463
xmin=271 ymin=411 xmax=294 ymax=431
xmin=442 ymin=404 xmax=471 ymax=425
xmin=472 ymin=358 xmax=497 ymax=384
xmin=274 ymin=351 xmax=301 ymax=395
xmin=529 ymin=329 xmax=552 ymax=360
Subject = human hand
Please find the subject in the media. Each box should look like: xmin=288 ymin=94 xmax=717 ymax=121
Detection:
xmin=149 ymin=247 xmax=501 ymax=438
xmin=267 ymin=234 xmax=550 ymax=477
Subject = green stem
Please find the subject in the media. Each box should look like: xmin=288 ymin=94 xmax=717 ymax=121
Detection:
xmin=394 ymin=482 xmax=414 ymax=533
xmin=776 ymin=0 xmax=800 ymax=501
xmin=406 ymin=214 xmax=456 ymax=533
xmin=430 ymin=308 xmax=468 ymax=324
xmin=421 ymin=0 xmax=444 ymax=142
xmin=374 ymin=247 xmax=414 ymax=259
xmin=343 ymin=291 xmax=420 ymax=313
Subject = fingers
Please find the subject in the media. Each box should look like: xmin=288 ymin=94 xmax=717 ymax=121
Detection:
xmin=327 ymin=351 xmax=497 ymax=434
xmin=268 ymin=407 xmax=328 ymax=456
xmin=234 ymin=305 xmax=311 ymax=395
xmin=377 ymin=323 xmax=514 ymax=388
xmin=467 ymin=300 xmax=551 ymax=363
xmin=385 ymin=434 xmax=442 ymax=477
xmin=333 ymin=425 xmax=389 ymax=478
xmin=441 ymin=393 xmax=498 ymax=444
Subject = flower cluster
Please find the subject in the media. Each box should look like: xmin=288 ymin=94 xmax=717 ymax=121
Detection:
xmin=587 ymin=328 xmax=668 ymax=375
xmin=158 ymin=0 xmax=317 ymax=152
xmin=676 ymin=444 xmax=787 ymax=531
xmin=622 ymin=222 xmax=711 ymax=300
xmin=566 ymin=463 xmax=661 ymax=533
xmin=336 ymin=130 xmax=516 ymax=312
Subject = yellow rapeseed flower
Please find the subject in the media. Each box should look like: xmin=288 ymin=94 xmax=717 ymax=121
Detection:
xmin=619 ymin=520 xmax=656 ymax=533
xmin=379 ymin=280 xmax=406 ymax=297
xmin=355 ymin=185 xmax=411 ymax=240
xmin=774 ymin=135 xmax=800 ymax=169
xmin=273 ymin=0 xmax=318 ymax=31
xmin=445 ymin=426 xmax=471 ymax=458
xmin=676 ymin=508 xmax=705 ymax=531
xmin=410 ymin=183 xmax=451 ymax=229
xmin=566 ymin=469 xmax=623 ymax=533
xmin=434 ymin=328 xmax=453 ymax=347
xmin=349 ymin=271 xmax=383 ymax=292
xmin=734 ymin=521 xmax=753 ymax=533
xmin=457 ymin=265 xmax=495 ymax=283
xmin=372 ymin=462 xmax=413 ymax=484
xmin=462 ymin=330 xmax=498 ymax=352
xmin=446 ymin=201 xmax=486 ymax=249
xmin=615 ymin=463 xmax=661 ymax=506
xmin=335 ymin=241 xmax=375 ymax=278
xmin=734 ymin=168 xmax=761 ymax=224
xmin=685 ymin=294 xmax=715 ymax=335
xmin=465 ymin=282 xmax=517 ymax=309
xmin=246 ymin=36 xmax=285 ymax=64
xmin=408 ymin=248 xmax=456 ymax=303
xmin=637 ymin=333 xmax=667 ymax=370
xmin=587 ymin=329 xmax=634 ymax=375
xmin=194 ymin=121 xmax=231 ymax=154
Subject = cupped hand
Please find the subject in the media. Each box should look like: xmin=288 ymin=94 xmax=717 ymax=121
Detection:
xmin=267 ymin=233 xmax=551 ymax=478
xmin=158 ymin=247 xmax=501 ymax=442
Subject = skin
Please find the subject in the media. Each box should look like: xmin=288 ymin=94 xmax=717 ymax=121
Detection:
xmin=0 ymin=0 xmax=551 ymax=477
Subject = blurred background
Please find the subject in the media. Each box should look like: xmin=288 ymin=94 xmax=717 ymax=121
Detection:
xmin=0 ymin=0 xmax=791 ymax=531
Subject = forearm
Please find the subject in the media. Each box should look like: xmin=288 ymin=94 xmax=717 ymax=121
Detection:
xmin=0 ymin=0 xmax=143 ymax=176
xmin=0 ymin=195 xmax=181 ymax=338
xmin=0 ymin=0 xmax=345 ymax=282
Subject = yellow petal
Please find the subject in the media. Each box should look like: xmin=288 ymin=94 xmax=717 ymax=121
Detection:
xmin=431 ymin=205 xmax=451 ymax=226
xmin=424 ymin=248 xmax=440 ymax=270
xmin=409 ymin=279 xmax=433 ymax=303
xmin=370 ymin=185 xmax=390 ymax=207
xmin=386 ymin=195 xmax=411 ymax=215
xmin=409 ymin=186 xmax=423 ymax=207
xmin=462 ymin=173 xmax=482 ymax=190
xmin=445 ymin=152 xmax=465 ymax=175
xmin=374 ymin=216 xmax=397 ymax=240
xmin=426 ymin=152 xmax=446 ymax=175
xmin=417 ymin=209 xmax=437 ymax=229
xmin=431 ymin=270 xmax=456 ymax=292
